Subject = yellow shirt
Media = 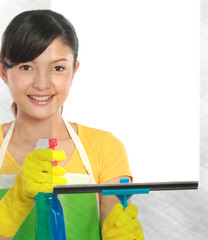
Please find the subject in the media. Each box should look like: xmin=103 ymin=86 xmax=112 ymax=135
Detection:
xmin=0 ymin=123 xmax=132 ymax=183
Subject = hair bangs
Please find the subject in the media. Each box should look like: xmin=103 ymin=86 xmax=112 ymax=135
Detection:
xmin=1 ymin=11 xmax=62 ymax=67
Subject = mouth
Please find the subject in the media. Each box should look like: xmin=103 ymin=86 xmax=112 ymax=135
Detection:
xmin=27 ymin=95 xmax=55 ymax=104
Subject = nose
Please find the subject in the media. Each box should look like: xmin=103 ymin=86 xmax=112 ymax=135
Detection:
xmin=32 ymin=70 xmax=51 ymax=90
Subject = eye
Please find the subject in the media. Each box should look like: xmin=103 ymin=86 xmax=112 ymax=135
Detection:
xmin=53 ymin=66 xmax=64 ymax=72
xmin=19 ymin=65 xmax=32 ymax=71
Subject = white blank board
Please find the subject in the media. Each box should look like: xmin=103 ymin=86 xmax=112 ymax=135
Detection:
xmin=51 ymin=0 xmax=199 ymax=183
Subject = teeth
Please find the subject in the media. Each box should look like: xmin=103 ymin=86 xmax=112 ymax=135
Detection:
xmin=29 ymin=95 xmax=53 ymax=101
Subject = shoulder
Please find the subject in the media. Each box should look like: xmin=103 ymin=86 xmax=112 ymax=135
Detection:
xmin=0 ymin=122 xmax=15 ymax=149
xmin=0 ymin=124 xmax=3 ymax=144
xmin=77 ymin=123 xmax=108 ymax=137
xmin=76 ymin=123 xmax=118 ymax=143
xmin=0 ymin=122 xmax=12 ymax=138
xmin=76 ymin=122 xmax=125 ymax=151
xmin=0 ymin=122 xmax=8 ymax=147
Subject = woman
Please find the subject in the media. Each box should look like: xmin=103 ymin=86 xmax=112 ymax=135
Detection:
xmin=0 ymin=10 xmax=144 ymax=239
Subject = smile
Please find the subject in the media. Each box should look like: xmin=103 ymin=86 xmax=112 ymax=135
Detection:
xmin=28 ymin=95 xmax=55 ymax=105
xmin=28 ymin=95 xmax=53 ymax=101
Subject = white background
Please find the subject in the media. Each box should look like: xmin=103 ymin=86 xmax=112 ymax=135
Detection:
xmin=51 ymin=0 xmax=199 ymax=182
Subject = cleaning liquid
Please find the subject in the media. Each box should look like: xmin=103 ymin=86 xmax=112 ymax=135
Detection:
xmin=34 ymin=138 xmax=66 ymax=240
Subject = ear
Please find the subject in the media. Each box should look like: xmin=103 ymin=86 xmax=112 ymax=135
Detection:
xmin=0 ymin=62 xmax=8 ymax=84
xmin=72 ymin=61 xmax=80 ymax=80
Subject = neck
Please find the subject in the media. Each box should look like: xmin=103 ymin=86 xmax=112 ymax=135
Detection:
xmin=12 ymin=111 xmax=67 ymax=145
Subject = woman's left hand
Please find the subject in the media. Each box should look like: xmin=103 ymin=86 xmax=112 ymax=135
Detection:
xmin=102 ymin=203 xmax=145 ymax=240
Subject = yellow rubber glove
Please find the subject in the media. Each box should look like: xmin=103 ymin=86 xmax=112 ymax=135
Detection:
xmin=0 ymin=148 xmax=67 ymax=237
xmin=102 ymin=203 xmax=145 ymax=240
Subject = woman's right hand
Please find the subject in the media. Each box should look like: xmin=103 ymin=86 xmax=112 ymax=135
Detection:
xmin=22 ymin=148 xmax=67 ymax=198
xmin=0 ymin=148 xmax=67 ymax=238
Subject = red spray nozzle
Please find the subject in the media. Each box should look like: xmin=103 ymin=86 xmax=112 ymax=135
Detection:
xmin=49 ymin=138 xmax=58 ymax=166
xmin=49 ymin=138 xmax=58 ymax=150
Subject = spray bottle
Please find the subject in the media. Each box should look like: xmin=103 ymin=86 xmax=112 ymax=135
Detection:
xmin=34 ymin=138 xmax=67 ymax=240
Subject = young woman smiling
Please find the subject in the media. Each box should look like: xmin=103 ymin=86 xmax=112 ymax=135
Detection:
xmin=0 ymin=10 xmax=144 ymax=240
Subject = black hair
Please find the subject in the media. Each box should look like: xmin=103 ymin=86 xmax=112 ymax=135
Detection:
xmin=0 ymin=9 xmax=79 ymax=69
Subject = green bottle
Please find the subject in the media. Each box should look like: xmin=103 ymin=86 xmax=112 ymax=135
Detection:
xmin=34 ymin=138 xmax=66 ymax=240
xmin=35 ymin=193 xmax=54 ymax=240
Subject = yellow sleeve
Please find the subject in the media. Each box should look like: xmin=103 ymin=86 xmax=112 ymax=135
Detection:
xmin=98 ymin=132 xmax=133 ymax=183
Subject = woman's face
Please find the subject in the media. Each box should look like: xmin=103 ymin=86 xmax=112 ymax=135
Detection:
xmin=0 ymin=37 xmax=79 ymax=120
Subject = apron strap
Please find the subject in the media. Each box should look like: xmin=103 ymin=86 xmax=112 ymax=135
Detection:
xmin=63 ymin=120 xmax=100 ymax=220
xmin=0 ymin=121 xmax=15 ymax=169
xmin=63 ymin=119 xmax=95 ymax=184
xmin=0 ymin=174 xmax=16 ymax=189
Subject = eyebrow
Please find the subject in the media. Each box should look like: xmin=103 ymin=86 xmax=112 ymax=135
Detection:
xmin=51 ymin=58 xmax=69 ymax=63
xmin=30 ymin=58 xmax=70 ymax=65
